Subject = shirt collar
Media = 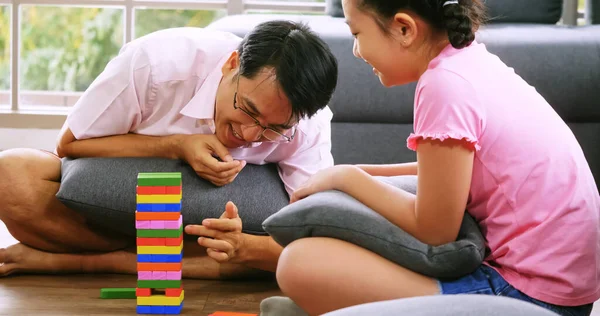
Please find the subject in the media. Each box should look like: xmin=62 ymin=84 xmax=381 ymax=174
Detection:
xmin=179 ymin=53 xmax=232 ymax=120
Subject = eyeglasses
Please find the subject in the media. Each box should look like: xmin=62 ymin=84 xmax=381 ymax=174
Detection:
xmin=232 ymin=75 xmax=297 ymax=143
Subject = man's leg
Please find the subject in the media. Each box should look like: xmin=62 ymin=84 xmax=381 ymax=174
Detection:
xmin=0 ymin=148 xmax=271 ymax=279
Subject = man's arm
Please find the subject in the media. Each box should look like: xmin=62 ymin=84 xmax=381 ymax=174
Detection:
xmin=56 ymin=126 xmax=184 ymax=159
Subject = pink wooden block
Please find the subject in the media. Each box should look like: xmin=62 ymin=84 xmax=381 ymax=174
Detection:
xmin=166 ymin=270 xmax=182 ymax=280
xmin=150 ymin=220 xmax=165 ymax=229
xmin=138 ymin=271 xmax=153 ymax=280
xmin=136 ymin=220 xmax=151 ymax=229
xmin=163 ymin=216 xmax=183 ymax=229
xmin=152 ymin=271 xmax=167 ymax=280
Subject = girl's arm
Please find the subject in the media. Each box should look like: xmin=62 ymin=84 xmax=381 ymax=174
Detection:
xmin=356 ymin=162 xmax=418 ymax=176
xmin=340 ymin=138 xmax=474 ymax=246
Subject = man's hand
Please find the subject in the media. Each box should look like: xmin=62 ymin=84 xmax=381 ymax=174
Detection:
xmin=178 ymin=135 xmax=246 ymax=186
xmin=184 ymin=201 xmax=246 ymax=263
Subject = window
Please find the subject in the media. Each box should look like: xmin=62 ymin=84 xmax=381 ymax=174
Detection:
xmin=0 ymin=5 xmax=9 ymax=108
xmin=3 ymin=0 xmax=325 ymax=112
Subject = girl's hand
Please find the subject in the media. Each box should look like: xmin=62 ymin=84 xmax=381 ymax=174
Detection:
xmin=290 ymin=165 xmax=358 ymax=203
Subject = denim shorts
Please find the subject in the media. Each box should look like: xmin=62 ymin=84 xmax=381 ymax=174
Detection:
xmin=437 ymin=265 xmax=594 ymax=316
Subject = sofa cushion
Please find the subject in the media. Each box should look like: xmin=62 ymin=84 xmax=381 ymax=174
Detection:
xmin=56 ymin=157 xmax=289 ymax=239
xmin=322 ymin=295 xmax=560 ymax=316
xmin=324 ymin=0 xmax=563 ymax=24
xmin=262 ymin=175 xmax=486 ymax=279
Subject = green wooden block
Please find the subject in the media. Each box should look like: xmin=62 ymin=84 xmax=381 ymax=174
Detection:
xmin=136 ymin=226 xmax=183 ymax=238
xmin=137 ymin=172 xmax=182 ymax=186
xmin=100 ymin=288 xmax=137 ymax=299
xmin=137 ymin=280 xmax=181 ymax=289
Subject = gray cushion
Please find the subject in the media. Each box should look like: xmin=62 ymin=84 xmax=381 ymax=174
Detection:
xmin=56 ymin=157 xmax=289 ymax=239
xmin=324 ymin=0 xmax=563 ymax=24
xmin=262 ymin=175 xmax=486 ymax=279
xmin=322 ymin=295 xmax=560 ymax=316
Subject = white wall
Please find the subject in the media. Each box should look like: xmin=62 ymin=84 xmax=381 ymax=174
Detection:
xmin=0 ymin=128 xmax=61 ymax=152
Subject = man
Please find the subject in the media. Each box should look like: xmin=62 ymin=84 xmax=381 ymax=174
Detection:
xmin=0 ymin=20 xmax=338 ymax=278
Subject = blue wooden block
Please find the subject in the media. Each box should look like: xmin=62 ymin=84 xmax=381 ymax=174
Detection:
xmin=150 ymin=306 xmax=165 ymax=314
xmin=136 ymin=305 xmax=152 ymax=314
xmin=164 ymin=302 xmax=183 ymax=314
xmin=137 ymin=254 xmax=183 ymax=263
xmin=137 ymin=203 xmax=181 ymax=212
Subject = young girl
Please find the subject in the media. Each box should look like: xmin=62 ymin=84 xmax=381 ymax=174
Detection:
xmin=275 ymin=0 xmax=600 ymax=315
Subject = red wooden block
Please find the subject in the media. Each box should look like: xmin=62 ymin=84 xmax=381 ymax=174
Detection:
xmin=165 ymin=235 xmax=183 ymax=246
xmin=136 ymin=237 xmax=166 ymax=246
xmin=165 ymin=287 xmax=184 ymax=297
xmin=136 ymin=288 xmax=152 ymax=297
xmin=136 ymin=186 xmax=166 ymax=195
xmin=165 ymin=185 xmax=182 ymax=195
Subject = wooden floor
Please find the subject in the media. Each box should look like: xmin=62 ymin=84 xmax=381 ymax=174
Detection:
xmin=0 ymin=222 xmax=281 ymax=315
xmin=1 ymin=221 xmax=599 ymax=316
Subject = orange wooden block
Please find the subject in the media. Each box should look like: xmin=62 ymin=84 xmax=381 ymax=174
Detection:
xmin=135 ymin=211 xmax=180 ymax=221
xmin=137 ymin=262 xmax=182 ymax=271
xmin=165 ymin=235 xmax=183 ymax=246
xmin=136 ymin=288 xmax=152 ymax=297
xmin=165 ymin=287 xmax=184 ymax=297
xmin=136 ymin=237 xmax=166 ymax=246
xmin=209 ymin=312 xmax=258 ymax=316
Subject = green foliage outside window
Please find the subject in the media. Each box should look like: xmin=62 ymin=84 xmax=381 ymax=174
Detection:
xmin=0 ymin=6 xmax=221 ymax=92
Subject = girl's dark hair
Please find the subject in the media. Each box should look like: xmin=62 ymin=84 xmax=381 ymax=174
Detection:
xmin=357 ymin=0 xmax=487 ymax=49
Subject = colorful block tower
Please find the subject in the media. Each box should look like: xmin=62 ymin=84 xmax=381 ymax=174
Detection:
xmin=135 ymin=172 xmax=184 ymax=315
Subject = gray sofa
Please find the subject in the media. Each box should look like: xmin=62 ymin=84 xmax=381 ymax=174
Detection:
xmin=207 ymin=0 xmax=600 ymax=193
xmin=208 ymin=1 xmax=599 ymax=314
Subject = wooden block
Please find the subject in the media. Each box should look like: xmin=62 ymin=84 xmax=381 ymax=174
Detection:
xmin=136 ymin=211 xmax=181 ymax=221
xmin=137 ymin=203 xmax=181 ymax=212
xmin=137 ymin=254 xmax=183 ymax=263
xmin=152 ymin=271 xmax=167 ymax=280
xmin=150 ymin=220 xmax=166 ymax=229
xmin=100 ymin=288 xmax=136 ymax=299
xmin=136 ymin=237 xmax=166 ymax=246
xmin=137 ymin=262 xmax=182 ymax=272
xmin=166 ymin=270 xmax=182 ymax=280
xmin=136 ymin=194 xmax=182 ymax=204
xmin=137 ymin=291 xmax=184 ymax=306
xmin=136 ymin=226 xmax=183 ymax=238
xmin=136 ymin=288 xmax=152 ymax=297
xmin=135 ymin=220 xmax=151 ymax=229
xmin=165 ymin=185 xmax=182 ymax=195
xmin=137 ymin=279 xmax=182 ymax=289
xmin=162 ymin=216 xmax=182 ymax=229
xmin=137 ymin=243 xmax=182 ymax=255
xmin=165 ymin=235 xmax=183 ymax=246
xmin=138 ymin=271 xmax=153 ymax=280
xmin=165 ymin=287 xmax=183 ymax=297
xmin=137 ymin=172 xmax=182 ymax=187
xmin=137 ymin=186 xmax=167 ymax=195
xmin=209 ymin=312 xmax=258 ymax=316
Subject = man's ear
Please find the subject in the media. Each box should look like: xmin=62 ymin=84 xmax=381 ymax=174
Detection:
xmin=221 ymin=50 xmax=240 ymax=75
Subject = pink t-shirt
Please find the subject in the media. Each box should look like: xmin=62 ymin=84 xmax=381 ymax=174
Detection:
xmin=407 ymin=41 xmax=600 ymax=306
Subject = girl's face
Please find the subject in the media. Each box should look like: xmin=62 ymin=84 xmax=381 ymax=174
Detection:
xmin=342 ymin=0 xmax=423 ymax=87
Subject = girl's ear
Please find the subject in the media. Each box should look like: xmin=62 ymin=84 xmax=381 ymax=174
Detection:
xmin=392 ymin=12 xmax=418 ymax=47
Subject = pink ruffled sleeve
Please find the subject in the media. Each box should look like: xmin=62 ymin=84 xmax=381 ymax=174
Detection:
xmin=407 ymin=69 xmax=484 ymax=151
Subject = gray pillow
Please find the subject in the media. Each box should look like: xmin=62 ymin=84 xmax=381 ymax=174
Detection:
xmin=262 ymin=175 xmax=486 ymax=279
xmin=324 ymin=0 xmax=563 ymax=24
xmin=57 ymin=157 xmax=289 ymax=239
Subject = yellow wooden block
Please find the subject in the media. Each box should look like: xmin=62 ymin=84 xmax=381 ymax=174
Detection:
xmin=136 ymin=291 xmax=184 ymax=306
xmin=137 ymin=242 xmax=183 ymax=255
xmin=136 ymin=194 xmax=182 ymax=204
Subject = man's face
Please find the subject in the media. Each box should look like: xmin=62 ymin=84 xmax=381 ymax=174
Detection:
xmin=214 ymin=51 xmax=296 ymax=148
